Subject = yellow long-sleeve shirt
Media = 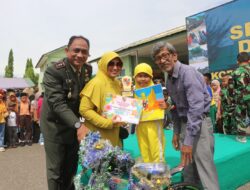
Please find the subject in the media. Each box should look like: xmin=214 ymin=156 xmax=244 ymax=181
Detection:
xmin=79 ymin=95 xmax=121 ymax=147
xmin=0 ymin=102 xmax=8 ymax=123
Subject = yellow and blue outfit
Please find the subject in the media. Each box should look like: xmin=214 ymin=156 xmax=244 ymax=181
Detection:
xmin=134 ymin=63 xmax=166 ymax=162
xmin=79 ymin=51 xmax=122 ymax=147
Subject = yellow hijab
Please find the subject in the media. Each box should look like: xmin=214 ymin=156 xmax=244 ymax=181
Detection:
xmin=80 ymin=51 xmax=122 ymax=112
xmin=134 ymin=63 xmax=154 ymax=89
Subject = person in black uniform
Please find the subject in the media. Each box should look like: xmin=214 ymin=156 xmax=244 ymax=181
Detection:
xmin=40 ymin=36 xmax=92 ymax=190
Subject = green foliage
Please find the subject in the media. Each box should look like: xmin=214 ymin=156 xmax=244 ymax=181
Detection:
xmin=4 ymin=49 xmax=14 ymax=77
xmin=24 ymin=58 xmax=38 ymax=85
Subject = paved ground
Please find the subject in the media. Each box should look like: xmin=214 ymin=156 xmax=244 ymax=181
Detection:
xmin=0 ymin=144 xmax=47 ymax=190
xmin=0 ymin=144 xmax=250 ymax=190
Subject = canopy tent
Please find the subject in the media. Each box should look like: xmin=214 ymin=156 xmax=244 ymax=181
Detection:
xmin=0 ymin=78 xmax=35 ymax=89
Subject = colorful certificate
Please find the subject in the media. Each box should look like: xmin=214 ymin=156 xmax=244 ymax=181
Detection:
xmin=103 ymin=94 xmax=143 ymax=124
xmin=134 ymin=84 xmax=164 ymax=121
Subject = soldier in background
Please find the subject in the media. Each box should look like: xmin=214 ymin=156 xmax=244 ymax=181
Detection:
xmin=230 ymin=52 xmax=250 ymax=143
xmin=220 ymin=73 xmax=236 ymax=134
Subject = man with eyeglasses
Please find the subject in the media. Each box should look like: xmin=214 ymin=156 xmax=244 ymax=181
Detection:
xmin=41 ymin=36 xmax=92 ymax=190
xmin=152 ymin=42 xmax=219 ymax=190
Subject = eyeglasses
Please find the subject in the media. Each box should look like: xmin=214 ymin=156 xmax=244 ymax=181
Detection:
xmin=155 ymin=52 xmax=172 ymax=63
xmin=70 ymin=48 xmax=89 ymax=56
xmin=108 ymin=61 xmax=123 ymax=68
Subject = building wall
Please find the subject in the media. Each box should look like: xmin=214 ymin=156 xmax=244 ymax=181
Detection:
xmin=121 ymin=56 xmax=135 ymax=77
xmin=37 ymin=28 xmax=188 ymax=90
xmin=38 ymin=49 xmax=66 ymax=91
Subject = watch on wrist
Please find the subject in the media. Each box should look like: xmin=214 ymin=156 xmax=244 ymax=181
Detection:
xmin=74 ymin=122 xmax=81 ymax=129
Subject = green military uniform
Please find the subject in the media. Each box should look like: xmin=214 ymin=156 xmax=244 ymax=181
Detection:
xmin=230 ymin=63 xmax=250 ymax=136
xmin=41 ymin=58 xmax=91 ymax=190
xmin=220 ymin=87 xmax=237 ymax=134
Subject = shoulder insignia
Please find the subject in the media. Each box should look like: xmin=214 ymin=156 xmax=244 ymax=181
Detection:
xmin=55 ymin=61 xmax=66 ymax=69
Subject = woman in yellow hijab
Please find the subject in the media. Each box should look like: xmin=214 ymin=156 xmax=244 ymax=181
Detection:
xmin=134 ymin=63 xmax=166 ymax=163
xmin=79 ymin=51 xmax=123 ymax=147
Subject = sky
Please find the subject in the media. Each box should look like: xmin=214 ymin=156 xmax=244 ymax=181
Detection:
xmin=0 ymin=0 xmax=232 ymax=77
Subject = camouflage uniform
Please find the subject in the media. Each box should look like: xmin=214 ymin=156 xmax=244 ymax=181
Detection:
xmin=230 ymin=63 xmax=250 ymax=136
xmin=220 ymin=87 xmax=237 ymax=134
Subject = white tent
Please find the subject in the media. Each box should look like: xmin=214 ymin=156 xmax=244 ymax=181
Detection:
xmin=0 ymin=78 xmax=35 ymax=89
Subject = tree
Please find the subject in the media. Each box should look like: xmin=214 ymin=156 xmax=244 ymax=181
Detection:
xmin=4 ymin=49 xmax=14 ymax=77
xmin=23 ymin=58 xmax=38 ymax=85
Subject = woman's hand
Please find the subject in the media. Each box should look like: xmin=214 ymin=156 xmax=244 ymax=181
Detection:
xmin=112 ymin=115 xmax=126 ymax=127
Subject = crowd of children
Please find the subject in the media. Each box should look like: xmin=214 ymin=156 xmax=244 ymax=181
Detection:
xmin=0 ymin=87 xmax=44 ymax=152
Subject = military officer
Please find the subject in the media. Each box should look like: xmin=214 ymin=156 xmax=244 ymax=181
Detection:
xmin=41 ymin=35 xmax=92 ymax=190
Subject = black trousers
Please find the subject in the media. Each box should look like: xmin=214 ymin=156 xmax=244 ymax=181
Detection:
xmin=19 ymin=115 xmax=32 ymax=141
xmin=7 ymin=126 xmax=17 ymax=146
xmin=32 ymin=121 xmax=40 ymax=143
xmin=44 ymin=139 xmax=79 ymax=190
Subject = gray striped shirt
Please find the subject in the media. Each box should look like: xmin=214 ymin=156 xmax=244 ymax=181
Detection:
xmin=167 ymin=61 xmax=211 ymax=146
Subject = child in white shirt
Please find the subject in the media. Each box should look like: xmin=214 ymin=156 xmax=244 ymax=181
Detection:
xmin=7 ymin=102 xmax=18 ymax=148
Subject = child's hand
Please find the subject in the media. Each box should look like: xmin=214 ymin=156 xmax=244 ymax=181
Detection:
xmin=158 ymin=100 xmax=169 ymax=109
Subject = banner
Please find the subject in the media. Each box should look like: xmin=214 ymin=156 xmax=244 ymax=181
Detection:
xmin=186 ymin=13 xmax=209 ymax=73
xmin=186 ymin=0 xmax=250 ymax=74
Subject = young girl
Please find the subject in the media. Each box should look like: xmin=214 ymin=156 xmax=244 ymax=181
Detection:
xmin=134 ymin=63 xmax=167 ymax=163
xmin=211 ymin=79 xmax=221 ymax=132
xmin=6 ymin=102 xmax=18 ymax=148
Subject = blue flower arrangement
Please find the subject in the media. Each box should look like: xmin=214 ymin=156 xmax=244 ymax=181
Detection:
xmin=74 ymin=131 xmax=135 ymax=190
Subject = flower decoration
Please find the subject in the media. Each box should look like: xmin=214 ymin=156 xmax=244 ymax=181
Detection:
xmin=75 ymin=131 xmax=134 ymax=190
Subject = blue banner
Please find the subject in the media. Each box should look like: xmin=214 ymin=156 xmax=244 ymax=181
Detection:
xmin=186 ymin=0 xmax=250 ymax=76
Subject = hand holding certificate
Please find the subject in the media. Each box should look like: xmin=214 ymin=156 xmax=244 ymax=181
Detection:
xmin=103 ymin=94 xmax=143 ymax=124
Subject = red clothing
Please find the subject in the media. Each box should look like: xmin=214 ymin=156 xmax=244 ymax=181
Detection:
xmin=37 ymin=97 xmax=43 ymax=120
